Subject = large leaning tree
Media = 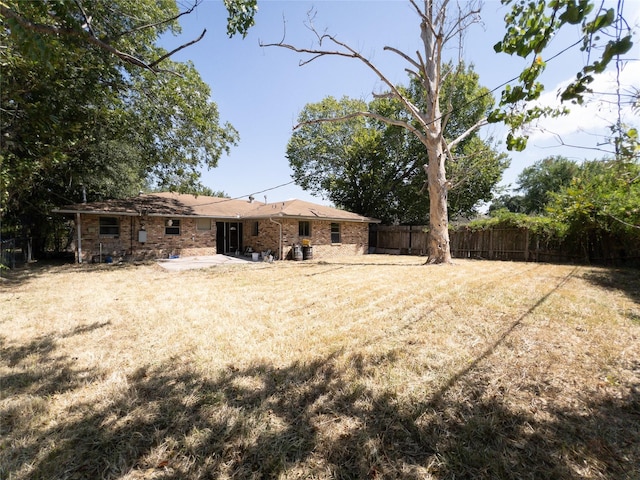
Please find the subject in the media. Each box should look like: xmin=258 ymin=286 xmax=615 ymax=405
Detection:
xmin=264 ymin=0 xmax=485 ymax=264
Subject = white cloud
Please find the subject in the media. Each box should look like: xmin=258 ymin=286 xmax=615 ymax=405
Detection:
xmin=522 ymin=0 xmax=639 ymax=149
xmin=526 ymin=59 xmax=639 ymax=147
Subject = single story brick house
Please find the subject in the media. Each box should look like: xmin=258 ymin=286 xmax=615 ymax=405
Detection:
xmin=54 ymin=192 xmax=379 ymax=263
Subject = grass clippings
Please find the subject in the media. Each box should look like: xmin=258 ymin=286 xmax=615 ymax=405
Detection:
xmin=1 ymin=256 xmax=639 ymax=479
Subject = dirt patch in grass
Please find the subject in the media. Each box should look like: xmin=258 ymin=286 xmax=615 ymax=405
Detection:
xmin=1 ymin=256 xmax=639 ymax=479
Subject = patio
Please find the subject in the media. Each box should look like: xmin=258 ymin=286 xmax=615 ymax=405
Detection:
xmin=157 ymin=254 xmax=256 ymax=271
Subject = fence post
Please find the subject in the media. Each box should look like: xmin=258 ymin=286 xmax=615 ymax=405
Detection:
xmin=524 ymin=228 xmax=530 ymax=262
xmin=489 ymin=229 xmax=494 ymax=259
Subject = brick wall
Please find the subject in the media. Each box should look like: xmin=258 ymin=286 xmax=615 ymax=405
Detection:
xmin=77 ymin=214 xmax=370 ymax=262
xmin=78 ymin=214 xmax=216 ymax=262
xmin=242 ymin=219 xmax=276 ymax=255
xmin=241 ymin=218 xmax=369 ymax=260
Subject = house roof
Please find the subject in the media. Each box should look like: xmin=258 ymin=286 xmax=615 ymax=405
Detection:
xmin=53 ymin=192 xmax=380 ymax=223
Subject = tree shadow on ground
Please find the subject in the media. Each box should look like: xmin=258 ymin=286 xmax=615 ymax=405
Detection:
xmin=582 ymin=267 xmax=640 ymax=321
xmin=0 ymin=259 xmax=154 ymax=287
xmin=3 ymin=342 xmax=639 ymax=479
xmin=0 ymin=321 xmax=110 ymax=399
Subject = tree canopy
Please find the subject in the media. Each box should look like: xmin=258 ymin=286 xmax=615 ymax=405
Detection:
xmin=547 ymin=158 xmax=640 ymax=237
xmin=491 ymin=156 xmax=580 ymax=215
xmin=287 ymin=64 xmax=509 ymax=224
xmin=0 ymin=0 xmax=256 ymax=256
xmin=489 ymin=154 xmax=639 ymax=242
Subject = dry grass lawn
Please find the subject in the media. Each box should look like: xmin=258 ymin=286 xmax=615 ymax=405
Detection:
xmin=1 ymin=256 xmax=639 ymax=479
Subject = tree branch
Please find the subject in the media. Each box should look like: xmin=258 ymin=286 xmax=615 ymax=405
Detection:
xmin=110 ymin=0 xmax=202 ymax=41
xmin=607 ymin=213 xmax=640 ymax=229
xmin=150 ymin=29 xmax=206 ymax=68
xmin=0 ymin=3 xmax=205 ymax=75
xmin=294 ymin=111 xmax=428 ymax=145
xmin=448 ymin=116 xmax=487 ymax=150
xmin=409 ymin=0 xmax=437 ymax=37
xmin=74 ymin=0 xmax=96 ymax=37
xmin=383 ymin=46 xmax=422 ymax=72
xmin=443 ymin=3 xmax=482 ymax=44
xmin=262 ymin=28 xmax=431 ymax=138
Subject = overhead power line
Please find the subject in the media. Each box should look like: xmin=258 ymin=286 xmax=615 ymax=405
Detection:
xmin=181 ymin=180 xmax=297 ymax=207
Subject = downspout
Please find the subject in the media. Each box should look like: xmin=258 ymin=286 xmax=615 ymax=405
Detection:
xmin=76 ymin=212 xmax=83 ymax=264
xmin=269 ymin=216 xmax=282 ymax=261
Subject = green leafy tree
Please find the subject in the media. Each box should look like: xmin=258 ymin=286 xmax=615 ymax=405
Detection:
xmin=0 ymin=0 xmax=256 ymax=73
xmin=515 ymin=156 xmax=580 ymax=213
xmin=168 ymin=186 xmax=230 ymax=197
xmin=0 ymin=0 xmax=256 ymax=257
xmin=488 ymin=194 xmax=527 ymax=215
xmin=288 ymin=96 xmax=401 ymax=223
xmin=490 ymin=156 xmax=580 ymax=215
xmin=287 ymin=64 xmax=508 ymax=225
xmin=547 ymin=158 xmax=640 ymax=236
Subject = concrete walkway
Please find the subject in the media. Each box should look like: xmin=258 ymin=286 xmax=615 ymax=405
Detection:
xmin=157 ymin=254 xmax=256 ymax=271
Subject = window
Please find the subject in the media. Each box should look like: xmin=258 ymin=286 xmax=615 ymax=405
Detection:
xmin=331 ymin=223 xmax=341 ymax=243
xmin=165 ymin=219 xmax=180 ymax=235
xmin=299 ymin=221 xmax=311 ymax=237
xmin=251 ymin=221 xmax=259 ymax=236
xmin=99 ymin=217 xmax=119 ymax=236
xmin=196 ymin=218 xmax=211 ymax=231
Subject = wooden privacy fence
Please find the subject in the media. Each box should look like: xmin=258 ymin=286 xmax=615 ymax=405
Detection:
xmin=371 ymin=225 xmax=640 ymax=266
xmin=448 ymin=227 xmax=568 ymax=262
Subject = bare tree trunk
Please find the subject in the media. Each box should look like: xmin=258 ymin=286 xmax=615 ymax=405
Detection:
xmin=425 ymin=134 xmax=452 ymax=264
xmin=421 ymin=2 xmax=452 ymax=264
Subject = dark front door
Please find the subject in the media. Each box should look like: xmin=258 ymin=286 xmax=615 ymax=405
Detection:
xmin=216 ymin=222 xmax=243 ymax=254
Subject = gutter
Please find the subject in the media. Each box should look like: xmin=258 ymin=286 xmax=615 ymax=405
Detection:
xmin=52 ymin=209 xmax=239 ymax=220
xmin=247 ymin=214 xmax=381 ymax=223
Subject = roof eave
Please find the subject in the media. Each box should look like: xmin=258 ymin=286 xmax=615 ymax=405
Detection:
xmin=52 ymin=209 xmax=140 ymax=217
xmin=52 ymin=208 xmax=380 ymax=223
xmin=247 ymin=213 xmax=380 ymax=223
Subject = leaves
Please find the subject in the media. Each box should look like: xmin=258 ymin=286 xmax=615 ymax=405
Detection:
xmin=1 ymin=0 xmax=255 ymax=255
xmin=287 ymin=64 xmax=509 ymax=223
xmin=223 ymin=0 xmax=258 ymax=38
xmin=547 ymin=158 xmax=640 ymax=235
xmin=492 ymin=0 xmax=634 ymax=150
xmin=584 ymin=8 xmax=615 ymax=33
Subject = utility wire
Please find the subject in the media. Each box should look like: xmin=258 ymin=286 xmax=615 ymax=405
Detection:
xmin=176 ymin=179 xmax=297 ymax=207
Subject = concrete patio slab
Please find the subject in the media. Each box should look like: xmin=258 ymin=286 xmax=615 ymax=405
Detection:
xmin=157 ymin=254 xmax=256 ymax=271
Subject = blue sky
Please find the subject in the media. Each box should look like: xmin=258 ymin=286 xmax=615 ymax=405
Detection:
xmin=163 ymin=0 xmax=639 ymax=205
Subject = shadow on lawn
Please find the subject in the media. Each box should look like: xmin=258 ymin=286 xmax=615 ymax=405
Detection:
xmin=3 ymin=346 xmax=639 ymax=479
xmin=0 ymin=321 xmax=109 ymax=400
xmin=0 ymin=259 xmax=153 ymax=287
xmin=583 ymin=267 xmax=640 ymax=323
xmin=583 ymin=267 xmax=640 ymax=303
